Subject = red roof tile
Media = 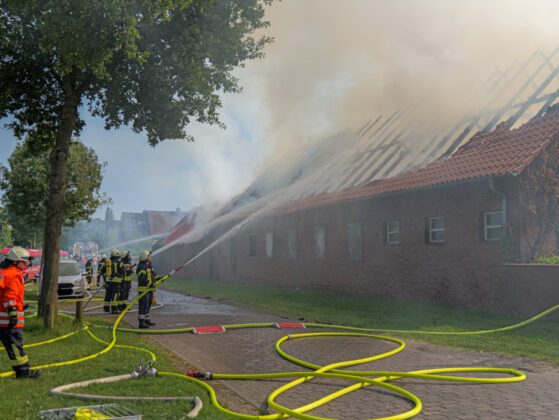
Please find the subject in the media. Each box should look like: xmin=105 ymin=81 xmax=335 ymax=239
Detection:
xmin=280 ymin=109 xmax=559 ymax=213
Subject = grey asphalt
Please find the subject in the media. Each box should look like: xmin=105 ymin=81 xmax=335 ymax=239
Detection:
xmin=120 ymin=288 xmax=559 ymax=419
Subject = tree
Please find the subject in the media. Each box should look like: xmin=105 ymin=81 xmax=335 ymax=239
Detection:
xmin=0 ymin=207 xmax=13 ymax=249
xmin=519 ymin=133 xmax=559 ymax=261
xmin=0 ymin=137 xmax=110 ymax=248
xmin=0 ymin=0 xmax=274 ymax=328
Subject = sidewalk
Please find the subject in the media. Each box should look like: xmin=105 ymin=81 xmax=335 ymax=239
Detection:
xmin=124 ymin=288 xmax=559 ymax=419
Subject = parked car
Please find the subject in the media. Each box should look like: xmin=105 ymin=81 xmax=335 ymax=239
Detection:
xmin=39 ymin=258 xmax=87 ymax=299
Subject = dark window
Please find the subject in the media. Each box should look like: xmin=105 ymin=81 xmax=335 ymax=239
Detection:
xmin=287 ymin=229 xmax=297 ymax=259
xmin=347 ymin=223 xmax=363 ymax=260
xmin=249 ymin=234 xmax=256 ymax=257
xmin=314 ymin=226 xmax=326 ymax=259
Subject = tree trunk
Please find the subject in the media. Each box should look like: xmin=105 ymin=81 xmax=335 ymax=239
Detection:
xmin=38 ymin=78 xmax=79 ymax=329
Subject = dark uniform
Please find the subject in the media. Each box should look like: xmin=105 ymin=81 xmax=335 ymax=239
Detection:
xmin=96 ymin=256 xmax=107 ymax=287
xmin=136 ymin=258 xmax=157 ymax=328
xmin=119 ymin=253 xmax=133 ymax=311
xmin=85 ymin=259 xmax=93 ymax=286
xmin=103 ymin=252 xmax=123 ymax=314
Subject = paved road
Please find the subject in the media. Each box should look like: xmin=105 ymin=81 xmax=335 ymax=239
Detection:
xmin=122 ymin=288 xmax=559 ymax=419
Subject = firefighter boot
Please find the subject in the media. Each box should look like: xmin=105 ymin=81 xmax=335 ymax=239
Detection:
xmin=139 ymin=319 xmax=149 ymax=329
xmin=145 ymin=318 xmax=156 ymax=326
xmin=16 ymin=369 xmax=42 ymax=379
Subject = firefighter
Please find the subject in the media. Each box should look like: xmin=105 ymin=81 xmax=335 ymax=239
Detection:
xmin=136 ymin=250 xmax=157 ymax=329
xmin=85 ymin=258 xmax=93 ymax=287
xmin=96 ymin=254 xmax=107 ymax=288
xmin=119 ymin=250 xmax=133 ymax=311
xmin=103 ymin=249 xmax=123 ymax=314
xmin=0 ymin=246 xmax=41 ymax=378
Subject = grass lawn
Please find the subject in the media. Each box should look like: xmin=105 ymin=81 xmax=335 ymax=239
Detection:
xmin=163 ymin=277 xmax=559 ymax=366
xmin=0 ymin=283 xmax=233 ymax=420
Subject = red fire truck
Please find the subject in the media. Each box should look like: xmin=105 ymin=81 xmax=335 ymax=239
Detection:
xmin=0 ymin=247 xmax=42 ymax=282
xmin=0 ymin=247 xmax=71 ymax=282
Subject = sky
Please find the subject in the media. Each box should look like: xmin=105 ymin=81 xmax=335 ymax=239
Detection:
xmin=1 ymin=0 xmax=559 ymax=221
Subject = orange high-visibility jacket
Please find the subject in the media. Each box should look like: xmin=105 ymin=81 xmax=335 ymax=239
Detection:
xmin=0 ymin=265 xmax=25 ymax=328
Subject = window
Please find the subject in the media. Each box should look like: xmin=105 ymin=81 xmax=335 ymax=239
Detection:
xmin=314 ymin=226 xmax=326 ymax=259
xmin=347 ymin=223 xmax=362 ymax=260
xmin=265 ymin=232 xmax=274 ymax=258
xmin=484 ymin=211 xmax=503 ymax=241
xmin=428 ymin=217 xmax=445 ymax=243
xmin=248 ymin=234 xmax=256 ymax=257
xmin=385 ymin=220 xmax=400 ymax=245
xmin=287 ymin=229 xmax=297 ymax=259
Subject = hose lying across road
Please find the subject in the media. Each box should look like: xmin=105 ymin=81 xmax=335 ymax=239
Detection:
xmin=6 ymin=273 xmax=559 ymax=419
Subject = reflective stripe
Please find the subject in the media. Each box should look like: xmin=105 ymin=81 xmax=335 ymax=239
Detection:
xmin=0 ymin=311 xmax=24 ymax=316
xmin=3 ymin=301 xmax=16 ymax=307
xmin=0 ymin=319 xmax=25 ymax=327
xmin=11 ymin=355 xmax=29 ymax=366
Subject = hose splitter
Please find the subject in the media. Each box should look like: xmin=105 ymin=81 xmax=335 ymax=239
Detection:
xmin=131 ymin=358 xmax=158 ymax=378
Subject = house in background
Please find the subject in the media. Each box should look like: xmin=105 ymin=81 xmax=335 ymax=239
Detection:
xmin=119 ymin=208 xmax=186 ymax=242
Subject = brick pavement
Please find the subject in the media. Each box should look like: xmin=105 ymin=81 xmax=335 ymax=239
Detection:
xmin=123 ymin=288 xmax=559 ymax=419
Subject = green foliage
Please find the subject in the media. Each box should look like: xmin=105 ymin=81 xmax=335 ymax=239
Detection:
xmin=0 ymin=137 xmax=111 ymax=245
xmin=0 ymin=206 xmax=13 ymax=248
xmin=520 ymin=138 xmax=559 ymax=261
xmin=537 ymin=255 xmax=559 ymax=265
xmin=0 ymin=0 xmax=276 ymax=326
xmin=0 ymin=0 xmax=275 ymax=145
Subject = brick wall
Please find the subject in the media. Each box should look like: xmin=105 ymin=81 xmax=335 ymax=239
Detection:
xmin=154 ymin=176 xmax=559 ymax=316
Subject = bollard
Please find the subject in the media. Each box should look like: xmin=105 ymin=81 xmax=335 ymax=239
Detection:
xmin=75 ymin=300 xmax=83 ymax=324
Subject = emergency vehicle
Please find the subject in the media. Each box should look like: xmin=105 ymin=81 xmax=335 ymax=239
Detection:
xmin=0 ymin=247 xmax=72 ymax=282
xmin=0 ymin=247 xmax=41 ymax=282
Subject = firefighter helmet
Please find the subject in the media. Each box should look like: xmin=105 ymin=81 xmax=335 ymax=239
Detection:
xmin=139 ymin=250 xmax=150 ymax=261
xmin=102 ymin=254 xmax=107 ymax=259
xmin=122 ymin=250 xmax=130 ymax=257
xmin=111 ymin=248 xmax=120 ymax=257
xmin=6 ymin=246 xmax=31 ymax=263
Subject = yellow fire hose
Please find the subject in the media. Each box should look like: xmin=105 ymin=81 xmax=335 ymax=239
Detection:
xmin=5 ymin=274 xmax=558 ymax=419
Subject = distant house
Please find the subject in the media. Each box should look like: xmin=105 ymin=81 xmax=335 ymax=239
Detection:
xmin=119 ymin=208 xmax=186 ymax=241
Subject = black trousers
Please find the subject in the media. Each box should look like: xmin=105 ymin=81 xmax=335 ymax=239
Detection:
xmin=0 ymin=328 xmax=30 ymax=376
xmin=119 ymin=281 xmax=132 ymax=309
xmin=138 ymin=291 xmax=153 ymax=319
xmin=103 ymin=281 xmax=120 ymax=312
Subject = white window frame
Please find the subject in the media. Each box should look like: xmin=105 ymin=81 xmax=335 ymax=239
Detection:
xmin=484 ymin=211 xmax=503 ymax=241
xmin=265 ymin=232 xmax=274 ymax=258
xmin=314 ymin=226 xmax=326 ymax=259
xmin=386 ymin=220 xmax=400 ymax=245
xmin=429 ymin=217 xmax=445 ymax=244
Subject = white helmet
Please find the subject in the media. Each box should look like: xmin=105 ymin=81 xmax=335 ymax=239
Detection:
xmin=6 ymin=246 xmax=31 ymax=263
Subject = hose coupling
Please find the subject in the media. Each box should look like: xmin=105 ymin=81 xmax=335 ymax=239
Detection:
xmin=132 ymin=359 xmax=158 ymax=378
xmin=187 ymin=370 xmax=213 ymax=380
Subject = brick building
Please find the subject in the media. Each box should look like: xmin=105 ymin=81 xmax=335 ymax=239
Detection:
xmin=156 ymin=108 xmax=559 ymax=316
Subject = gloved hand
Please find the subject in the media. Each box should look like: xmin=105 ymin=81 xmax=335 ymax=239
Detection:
xmin=8 ymin=306 xmax=18 ymax=328
xmin=23 ymin=303 xmax=29 ymax=310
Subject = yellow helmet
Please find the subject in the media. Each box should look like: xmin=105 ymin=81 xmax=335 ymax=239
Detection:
xmin=139 ymin=250 xmax=150 ymax=261
xmin=111 ymin=248 xmax=120 ymax=257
